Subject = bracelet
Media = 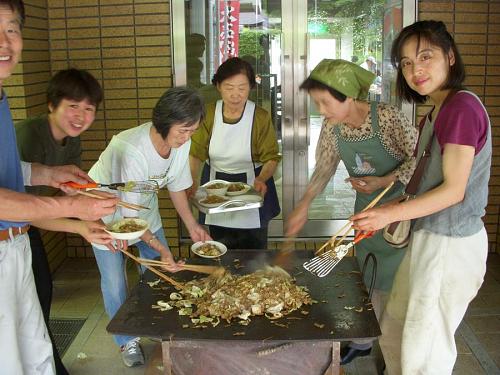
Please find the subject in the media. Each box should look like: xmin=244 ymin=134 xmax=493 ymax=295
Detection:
xmin=147 ymin=235 xmax=156 ymax=246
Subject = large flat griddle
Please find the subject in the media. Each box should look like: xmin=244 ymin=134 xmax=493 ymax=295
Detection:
xmin=107 ymin=250 xmax=380 ymax=342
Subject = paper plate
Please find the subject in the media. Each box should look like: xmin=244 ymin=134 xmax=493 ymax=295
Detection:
xmin=225 ymin=183 xmax=251 ymax=196
xmin=105 ymin=218 xmax=148 ymax=240
xmin=191 ymin=241 xmax=228 ymax=258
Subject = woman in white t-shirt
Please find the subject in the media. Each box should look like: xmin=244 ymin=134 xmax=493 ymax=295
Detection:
xmin=88 ymin=87 xmax=211 ymax=367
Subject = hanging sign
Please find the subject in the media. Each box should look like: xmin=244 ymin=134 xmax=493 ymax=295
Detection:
xmin=219 ymin=0 xmax=240 ymax=63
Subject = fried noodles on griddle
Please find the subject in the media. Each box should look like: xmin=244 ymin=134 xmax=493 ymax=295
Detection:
xmin=159 ymin=267 xmax=312 ymax=326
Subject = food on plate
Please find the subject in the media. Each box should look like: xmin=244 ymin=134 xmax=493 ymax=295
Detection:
xmin=196 ymin=243 xmax=223 ymax=257
xmin=200 ymin=195 xmax=228 ymax=205
xmin=108 ymin=219 xmax=147 ymax=233
xmin=206 ymin=182 xmax=227 ymax=189
xmin=157 ymin=266 xmax=312 ymax=327
xmin=227 ymin=182 xmax=247 ymax=192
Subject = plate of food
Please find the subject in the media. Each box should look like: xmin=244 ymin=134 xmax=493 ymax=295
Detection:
xmin=105 ymin=218 xmax=148 ymax=240
xmin=203 ymin=180 xmax=229 ymax=196
xmin=198 ymin=194 xmax=230 ymax=208
xmin=226 ymin=182 xmax=251 ymax=196
xmin=191 ymin=240 xmax=227 ymax=258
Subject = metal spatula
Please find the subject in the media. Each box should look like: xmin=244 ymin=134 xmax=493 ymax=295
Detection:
xmin=303 ymin=231 xmax=374 ymax=277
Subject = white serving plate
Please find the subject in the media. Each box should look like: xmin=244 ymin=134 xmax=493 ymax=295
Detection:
xmin=225 ymin=182 xmax=251 ymax=196
xmin=202 ymin=179 xmax=229 ymax=196
xmin=197 ymin=196 xmax=230 ymax=208
xmin=105 ymin=218 xmax=148 ymax=240
xmin=191 ymin=240 xmax=228 ymax=258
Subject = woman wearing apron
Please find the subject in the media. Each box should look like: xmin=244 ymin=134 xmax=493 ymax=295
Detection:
xmin=190 ymin=57 xmax=281 ymax=250
xmin=285 ymin=59 xmax=418 ymax=365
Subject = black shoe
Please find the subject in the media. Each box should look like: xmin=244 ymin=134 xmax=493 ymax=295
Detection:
xmin=340 ymin=346 xmax=372 ymax=365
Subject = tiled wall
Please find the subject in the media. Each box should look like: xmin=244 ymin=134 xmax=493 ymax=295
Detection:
xmin=418 ymin=0 xmax=500 ymax=252
xmin=47 ymin=0 xmax=177 ymax=258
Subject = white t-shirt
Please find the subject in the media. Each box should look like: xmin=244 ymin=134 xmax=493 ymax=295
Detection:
xmin=89 ymin=122 xmax=192 ymax=249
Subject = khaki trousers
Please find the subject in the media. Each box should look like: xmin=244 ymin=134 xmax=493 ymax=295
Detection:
xmin=380 ymin=228 xmax=488 ymax=375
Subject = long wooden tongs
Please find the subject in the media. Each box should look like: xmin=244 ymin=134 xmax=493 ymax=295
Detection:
xmin=315 ymin=181 xmax=395 ymax=255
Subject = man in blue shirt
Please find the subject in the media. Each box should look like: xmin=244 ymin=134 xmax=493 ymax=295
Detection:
xmin=0 ymin=1 xmax=119 ymax=373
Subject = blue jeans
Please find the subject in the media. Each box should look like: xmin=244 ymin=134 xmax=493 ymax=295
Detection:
xmin=92 ymin=228 xmax=169 ymax=347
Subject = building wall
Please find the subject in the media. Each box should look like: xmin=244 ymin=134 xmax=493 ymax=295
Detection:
xmin=46 ymin=0 xmax=178 ymax=258
xmin=418 ymin=0 xmax=500 ymax=252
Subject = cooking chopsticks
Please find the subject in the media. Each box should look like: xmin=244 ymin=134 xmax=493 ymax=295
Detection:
xmin=315 ymin=181 xmax=395 ymax=255
xmin=74 ymin=190 xmax=149 ymax=211
xmin=119 ymin=248 xmax=183 ymax=289
xmin=140 ymin=258 xmax=223 ymax=275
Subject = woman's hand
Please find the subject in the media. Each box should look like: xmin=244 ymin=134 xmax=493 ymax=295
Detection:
xmin=253 ymin=177 xmax=267 ymax=196
xmin=345 ymin=175 xmax=393 ymax=194
xmin=351 ymin=205 xmax=398 ymax=232
xmin=285 ymin=200 xmax=309 ymax=238
xmin=188 ymin=223 xmax=212 ymax=242
xmin=160 ymin=249 xmax=185 ymax=273
xmin=76 ymin=220 xmax=128 ymax=252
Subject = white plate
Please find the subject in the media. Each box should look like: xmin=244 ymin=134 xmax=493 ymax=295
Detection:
xmin=191 ymin=240 xmax=227 ymax=258
xmin=198 ymin=196 xmax=230 ymax=208
xmin=202 ymin=179 xmax=229 ymax=196
xmin=225 ymin=183 xmax=251 ymax=196
xmin=232 ymin=194 xmax=263 ymax=203
xmin=201 ymin=179 xmax=229 ymax=188
xmin=105 ymin=218 xmax=148 ymax=240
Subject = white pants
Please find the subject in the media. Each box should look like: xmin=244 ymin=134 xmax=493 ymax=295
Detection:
xmin=0 ymin=234 xmax=54 ymax=375
xmin=379 ymin=228 xmax=488 ymax=375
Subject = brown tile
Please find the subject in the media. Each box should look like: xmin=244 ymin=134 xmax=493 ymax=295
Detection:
xmin=474 ymin=332 xmax=500 ymax=353
xmin=453 ymin=354 xmax=486 ymax=375
xmin=465 ymin=315 xmax=500 ymax=334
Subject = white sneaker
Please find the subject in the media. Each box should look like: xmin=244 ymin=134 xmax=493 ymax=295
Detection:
xmin=120 ymin=337 xmax=145 ymax=367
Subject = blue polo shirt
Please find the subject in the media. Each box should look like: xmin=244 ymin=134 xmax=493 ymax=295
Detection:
xmin=0 ymin=91 xmax=28 ymax=230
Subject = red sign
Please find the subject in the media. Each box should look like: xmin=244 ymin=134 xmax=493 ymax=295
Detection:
xmin=219 ymin=0 xmax=240 ymax=63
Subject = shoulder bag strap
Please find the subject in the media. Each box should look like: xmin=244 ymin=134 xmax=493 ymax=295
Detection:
xmin=404 ymin=115 xmax=433 ymax=197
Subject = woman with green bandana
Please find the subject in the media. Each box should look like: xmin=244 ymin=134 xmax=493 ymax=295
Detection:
xmin=285 ymin=59 xmax=418 ymax=365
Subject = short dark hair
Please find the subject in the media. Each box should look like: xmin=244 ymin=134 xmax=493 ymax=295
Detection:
xmin=1 ymin=0 xmax=25 ymax=28
xmin=152 ymin=87 xmax=205 ymax=139
xmin=211 ymin=57 xmax=256 ymax=89
xmin=391 ymin=20 xmax=465 ymax=103
xmin=47 ymin=69 xmax=103 ymax=110
xmin=299 ymin=78 xmax=347 ymax=102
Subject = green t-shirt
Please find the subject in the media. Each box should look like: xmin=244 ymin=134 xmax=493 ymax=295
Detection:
xmin=190 ymin=101 xmax=281 ymax=164
xmin=15 ymin=114 xmax=81 ymax=195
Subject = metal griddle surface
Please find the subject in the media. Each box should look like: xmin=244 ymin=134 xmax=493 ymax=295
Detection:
xmin=107 ymin=250 xmax=381 ymax=342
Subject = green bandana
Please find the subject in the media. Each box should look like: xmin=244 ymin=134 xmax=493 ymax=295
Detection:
xmin=308 ymin=59 xmax=376 ymax=100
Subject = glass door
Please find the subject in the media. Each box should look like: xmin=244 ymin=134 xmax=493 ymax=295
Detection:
xmin=172 ymin=0 xmax=416 ymax=239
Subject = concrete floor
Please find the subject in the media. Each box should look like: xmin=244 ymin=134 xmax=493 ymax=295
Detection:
xmin=52 ymin=253 xmax=500 ymax=374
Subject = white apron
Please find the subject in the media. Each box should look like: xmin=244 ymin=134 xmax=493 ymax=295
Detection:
xmin=205 ymin=100 xmax=261 ymax=228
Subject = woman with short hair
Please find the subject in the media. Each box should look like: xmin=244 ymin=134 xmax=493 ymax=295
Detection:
xmin=89 ymin=87 xmax=211 ymax=367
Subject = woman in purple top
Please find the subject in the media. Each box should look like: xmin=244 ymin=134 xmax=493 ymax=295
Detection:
xmin=352 ymin=21 xmax=491 ymax=374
